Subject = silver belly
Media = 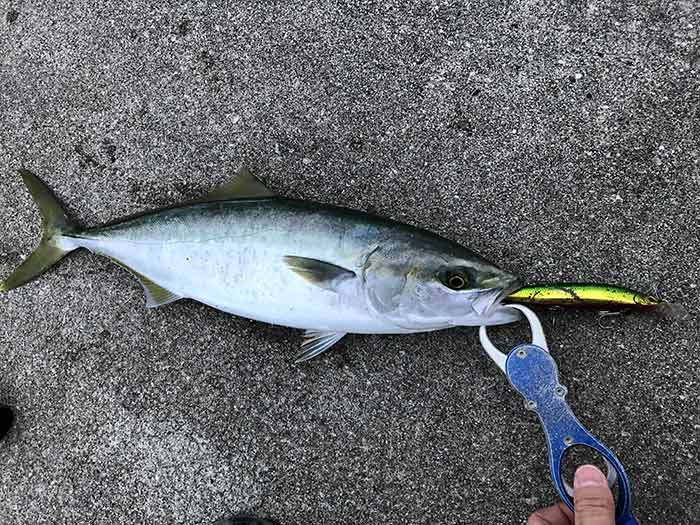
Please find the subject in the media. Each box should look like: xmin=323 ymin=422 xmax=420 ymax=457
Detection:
xmin=64 ymin=235 xmax=412 ymax=334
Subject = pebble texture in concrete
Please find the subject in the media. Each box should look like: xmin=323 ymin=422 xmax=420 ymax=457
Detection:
xmin=1 ymin=1 xmax=698 ymax=524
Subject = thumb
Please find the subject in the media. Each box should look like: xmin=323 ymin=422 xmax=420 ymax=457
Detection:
xmin=573 ymin=465 xmax=615 ymax=525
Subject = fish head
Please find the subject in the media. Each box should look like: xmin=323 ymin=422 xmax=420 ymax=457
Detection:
xmin=362 ymin=242 xmax=520 ymax=330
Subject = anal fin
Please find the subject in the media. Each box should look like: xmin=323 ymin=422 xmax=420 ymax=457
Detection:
xmin=136 ymin=271 xmax=182 ymax=308
xmin=296 ymin=330 xmax=347 ymax=363
xmin=109 ymin=258 xmax=182 ymax=308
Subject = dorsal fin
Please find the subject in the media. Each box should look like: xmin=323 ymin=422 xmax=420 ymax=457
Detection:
xmin=194 ymin=166 xmax=277 ymax=203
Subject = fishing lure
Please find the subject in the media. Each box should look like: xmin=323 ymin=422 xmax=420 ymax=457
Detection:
xmin=505 ymin=282 xmax=680 ymax=314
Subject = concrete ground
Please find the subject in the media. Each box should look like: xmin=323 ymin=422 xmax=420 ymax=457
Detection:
xmin=1 ymin=1 xmax=699 ymax=523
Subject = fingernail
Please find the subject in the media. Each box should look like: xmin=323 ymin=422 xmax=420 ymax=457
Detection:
xmin=574 ymin=464 xmax=607 ymax=489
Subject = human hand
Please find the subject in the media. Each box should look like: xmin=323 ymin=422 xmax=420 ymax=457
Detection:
xmin=528 ymin=465 xmax=615 ymax=525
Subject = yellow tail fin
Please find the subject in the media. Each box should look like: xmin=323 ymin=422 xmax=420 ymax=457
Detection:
xmin=0 ymin=170 xmax=78 ymax=292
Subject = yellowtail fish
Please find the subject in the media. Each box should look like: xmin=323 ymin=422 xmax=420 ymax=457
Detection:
xmin=1 ymin=168 xmax=521 ymax=362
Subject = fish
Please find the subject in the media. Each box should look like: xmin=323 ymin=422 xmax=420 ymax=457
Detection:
xmin=1 ymin=168 xmax=521 ymax=361
xmin=505 ymin=282 xmax=681 ymax=315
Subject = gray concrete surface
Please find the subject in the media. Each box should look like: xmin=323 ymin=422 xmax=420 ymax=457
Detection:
xmin=1 ymin=1 xmax=699 ymax=523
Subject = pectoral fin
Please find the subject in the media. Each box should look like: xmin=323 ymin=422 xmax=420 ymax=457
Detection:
xmin=194 ymin=166 xmax=277 ymax=202
xmin=296 ymin=330 xmax=347 ymax=362
xmin=284 ymin=256 xmax=356 ymax=292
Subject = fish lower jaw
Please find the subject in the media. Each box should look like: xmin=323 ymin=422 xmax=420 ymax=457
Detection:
xmin=449 ymin=305 xmax=522 ymax=327
xmin=479 ymin=282 xmax=522 ymax=316
xmin=471 ymin=288 xmax=508 ymax=317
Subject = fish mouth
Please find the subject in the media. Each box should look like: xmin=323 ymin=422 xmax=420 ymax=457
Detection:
xmin=473 ymin=277 xmax=521 ymax=317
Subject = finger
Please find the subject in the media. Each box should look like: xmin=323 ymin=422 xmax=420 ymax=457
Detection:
xmin=527 ymin=502 xmax=574 ymax=525
xmin=574 ymin=465 xmax=616 ymax=525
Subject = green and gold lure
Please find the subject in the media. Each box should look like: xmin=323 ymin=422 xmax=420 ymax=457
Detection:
xmin=505 ymin=282 xmax=680 ymax=315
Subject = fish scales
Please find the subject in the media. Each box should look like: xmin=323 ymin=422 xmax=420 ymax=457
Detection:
xmin=67 ymin=200 xmax=408 ymax=333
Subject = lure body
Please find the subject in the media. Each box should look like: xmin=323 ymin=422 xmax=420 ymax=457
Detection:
xmin=506 ymin=283 xmax=661 ymax=310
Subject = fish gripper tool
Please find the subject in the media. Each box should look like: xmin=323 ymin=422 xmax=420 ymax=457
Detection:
xmin=479 ymin=304 xmax=639 ymax=525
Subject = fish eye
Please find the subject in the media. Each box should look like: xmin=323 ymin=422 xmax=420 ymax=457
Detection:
xmin=440 ymin=269 xmax=472 ymax=290
xmin=448 ymin=275 xmax=466 ymax=289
